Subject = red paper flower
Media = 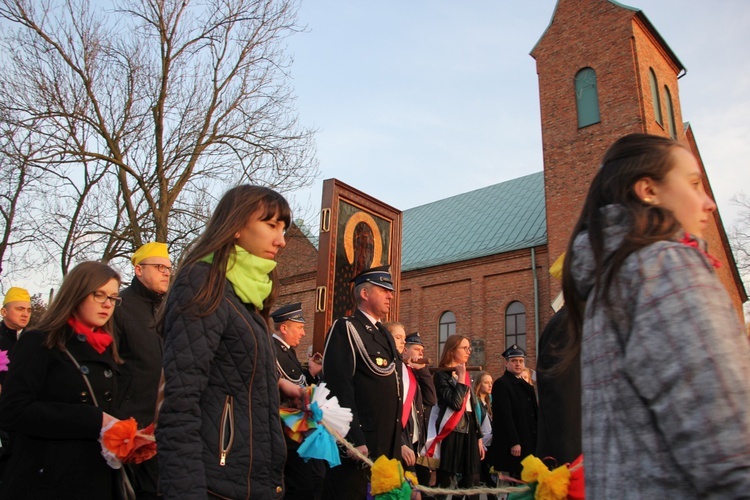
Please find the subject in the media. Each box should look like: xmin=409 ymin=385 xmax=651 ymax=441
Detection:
xmin=102 ymin=418 xmax=138 ymax=458
xmin=124 ymin=423 xmax=157 ymax=464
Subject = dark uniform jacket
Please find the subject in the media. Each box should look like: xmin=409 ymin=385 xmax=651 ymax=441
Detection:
xmin=488 ymin=369 xmax=539 ymax=475
xmin=273 ymin=337 xmax=306 ymax=388
xmin=322 ymin=309 xmax=402 ymax=461
xmin=273 ymin=336 xmax=325 ymax=500
xmin=157 ymin=262 xmax=286 ymax=500
xmin=113 ymin=275 xmax=163 ymax=426
xmin=401 ymin=364 xmax=436 ymax=453
xmin=0 ymin=328 xmax=119 ymax=499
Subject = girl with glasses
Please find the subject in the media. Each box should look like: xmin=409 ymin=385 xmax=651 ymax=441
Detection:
xmin=423 ymin=334 xmax=483 ymax=499
xmin=0 ymin=261 xmax=126 ymax=499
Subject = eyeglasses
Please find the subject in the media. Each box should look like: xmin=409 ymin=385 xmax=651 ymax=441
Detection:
xmin=139 ymin=263 xmax=173 ymax=275
xmin=458 ymin=346 xmax=472 ymax=353
xmin=91 ymin=291 xmax=123 ymax=307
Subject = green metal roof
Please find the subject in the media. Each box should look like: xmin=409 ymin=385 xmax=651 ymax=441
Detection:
xmin=402 ymin=172 xmax=547 ymax=271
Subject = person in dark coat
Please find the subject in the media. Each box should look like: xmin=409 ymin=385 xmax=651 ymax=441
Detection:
xmin=384 ymin=326 xmax=437 ymax=493
xmin=487 ymin=345 xmax=538 ymax=479
xmin=0 ymin=286 xmax=32 ymax=479
xmin=113 ymin=241 xmax=172 ymax=499
xmin=535 ymin=306 xmax=581 ymax=465
xmin=321 ymin=265 xmax=402 ymax=500
xmin=425 ymin=335 xmax=483 ymax=500
xmin=0 ymin=287 xmax=32 ymax=387
xmin=271 ymin=302 xmax=325 ymax=500
xmin=157 ymin=185 xmax=297 ymax=500
xmin=0 ymin=262 xmax=125 ymax=499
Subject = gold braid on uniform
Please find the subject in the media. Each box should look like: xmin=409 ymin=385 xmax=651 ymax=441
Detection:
xmin=276 ymin=359 xmax=307 ymax=386
xmin=346 ymin=320 xmax=396 ymax=377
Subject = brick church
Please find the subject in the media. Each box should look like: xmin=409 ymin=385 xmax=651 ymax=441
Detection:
xmin=276 ymin=0 xmax=747 ymax=378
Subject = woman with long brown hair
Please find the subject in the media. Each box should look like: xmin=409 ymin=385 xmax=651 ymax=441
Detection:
xmin=156 ymin=185 xmax=293 ymax=499
xmin=0 ymin=261 xmax=124 ymax=499
xmin=423 ymin=334 xmax=483 ymax=499
xmin=561 ymin=133 xmax=750 ymax=496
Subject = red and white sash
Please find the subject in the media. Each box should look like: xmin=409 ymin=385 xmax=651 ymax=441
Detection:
xmin=401 ymin=364 xmax=418 ymax=428
xmin=421 ymin=370 xmax=471 ymax=459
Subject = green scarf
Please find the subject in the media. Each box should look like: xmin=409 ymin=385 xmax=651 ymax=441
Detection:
xmin=201 ymin=245 xmax=277 ymax=309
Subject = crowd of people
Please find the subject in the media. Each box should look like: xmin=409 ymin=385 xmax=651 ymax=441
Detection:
xmin=0 ymin=133 xmax=749 ymax=499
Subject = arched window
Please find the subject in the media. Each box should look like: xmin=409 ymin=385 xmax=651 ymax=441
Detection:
xmin=664 ymin=86 xmax=677 ymax=139
xmin=575 ymin=68 xmax=601 ymax=128
xmin=649 ymin=68 xmax=663 ymax=125
xmin=505 ymin=302 xmax=526 ymax=350
xmin=438 ymin=311 xmax=456 ymax=358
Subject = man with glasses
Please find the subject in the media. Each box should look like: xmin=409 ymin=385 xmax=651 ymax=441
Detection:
xmin=487 ymin=345 xmax=538 ymax=481
xmin=114 ymin=242 xmax=172 ymax=499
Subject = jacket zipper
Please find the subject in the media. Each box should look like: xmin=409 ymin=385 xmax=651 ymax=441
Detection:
xmin=219 ymin=395 xmax=235 ymax=466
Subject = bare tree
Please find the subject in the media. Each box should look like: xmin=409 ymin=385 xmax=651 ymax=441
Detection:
xmin=0 ymin=0 xmax=318 ymax=277
xmin=0 ymin=121 xmax=45 ymax=279
xmin=729 ymin=192 xmax=750 ymax=320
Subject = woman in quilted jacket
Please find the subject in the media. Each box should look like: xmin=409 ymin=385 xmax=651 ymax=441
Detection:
xmin=157 ymin=185 xmax=296 ymax=500
xmin=560 ymin=133 xmax=750 ymax=498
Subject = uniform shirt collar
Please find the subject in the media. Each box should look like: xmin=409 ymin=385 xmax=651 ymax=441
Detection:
xmin=273 ymin=333 xmax=291 ymax=349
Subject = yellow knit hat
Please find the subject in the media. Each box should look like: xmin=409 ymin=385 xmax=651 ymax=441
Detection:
xmin=3 ymin=287 xmax=31 ymax=306
xmin=131 ymin=242 xmax=170 ymax=265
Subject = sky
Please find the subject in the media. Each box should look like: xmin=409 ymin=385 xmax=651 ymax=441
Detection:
xmin=284 ymin=0 xmax=750 ymax=230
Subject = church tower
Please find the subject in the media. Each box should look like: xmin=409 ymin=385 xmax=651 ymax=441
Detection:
xmin=532 ymin=0 xmax=746 ymax=314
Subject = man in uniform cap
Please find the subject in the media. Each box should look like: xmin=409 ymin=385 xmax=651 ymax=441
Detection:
xmin=321 ymin=265 xmax=402 ymax=499
xmin=270 ymin=303 xmax=325 ymax=500
xmin=487 ymin=344 xmax=539 ymax=479
xmin=392 ymin=329 xmax=436 ymax=493
xmin=0 ymin=287 xmax=32 ymax=477
xmin=113 ymin=242 xmax=172 ymax=499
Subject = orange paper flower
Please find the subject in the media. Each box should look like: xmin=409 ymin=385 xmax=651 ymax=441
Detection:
xmin=102 ymin=418 xmax=138 ymax=458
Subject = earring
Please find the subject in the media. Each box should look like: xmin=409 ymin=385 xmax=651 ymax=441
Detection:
xmin=643 ymin=197 xmax=653 ymax=204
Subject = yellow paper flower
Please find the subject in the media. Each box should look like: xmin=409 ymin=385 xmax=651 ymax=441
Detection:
xmin=520 ymin=455 xmax=548 ymax=483
xmin=371 ymin=455 xmax=404 ymax=495
xmin=404 ymin=470 xmax=418 ymax=486
xmin=518 ymin=455 xmax=571 ymax=500
xmin=536 ymin=464 xmax=571 ymax=500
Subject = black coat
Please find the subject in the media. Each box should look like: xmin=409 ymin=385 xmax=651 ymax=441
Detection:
xmin=536 ymin=307 xmax=581 ymax=465
xmin=156 ymin=262 xmax=286 ymax=500
xmin=322 ymin=309 xmax=402 ymax=461
xmin=0 ymin=328 xmax=119 ymax=499
xmin=487 ymin=370 xmax=538 ymax=475
xmin=0 ymin=321 xmax=20 ymax=387
xmin=113 ymin=276 xmax=164 ymax=427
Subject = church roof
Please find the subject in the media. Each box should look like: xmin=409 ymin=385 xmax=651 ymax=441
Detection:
xmin=402 ymin=172 xmax=547 ymax=271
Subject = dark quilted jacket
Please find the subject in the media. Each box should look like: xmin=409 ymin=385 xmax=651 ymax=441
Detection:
xmin=156 ymin=262 xmax=286 ymax=500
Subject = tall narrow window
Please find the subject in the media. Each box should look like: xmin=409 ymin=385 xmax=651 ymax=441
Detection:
xmin=505 ymin=302 xmax=526 ymax=350
xmin=664 ymin=86 xmax=677 ymax=139
xmin=575 ymin=68 xmax=601 ymax=128
xmin=438 ymin=311 xmax=456 ymax=358
xmin=649 ymin=68 xmax=663 ymax=125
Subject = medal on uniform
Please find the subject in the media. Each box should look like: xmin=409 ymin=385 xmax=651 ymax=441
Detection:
xmin=376 ymin=357 xmax=386 ymax=366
